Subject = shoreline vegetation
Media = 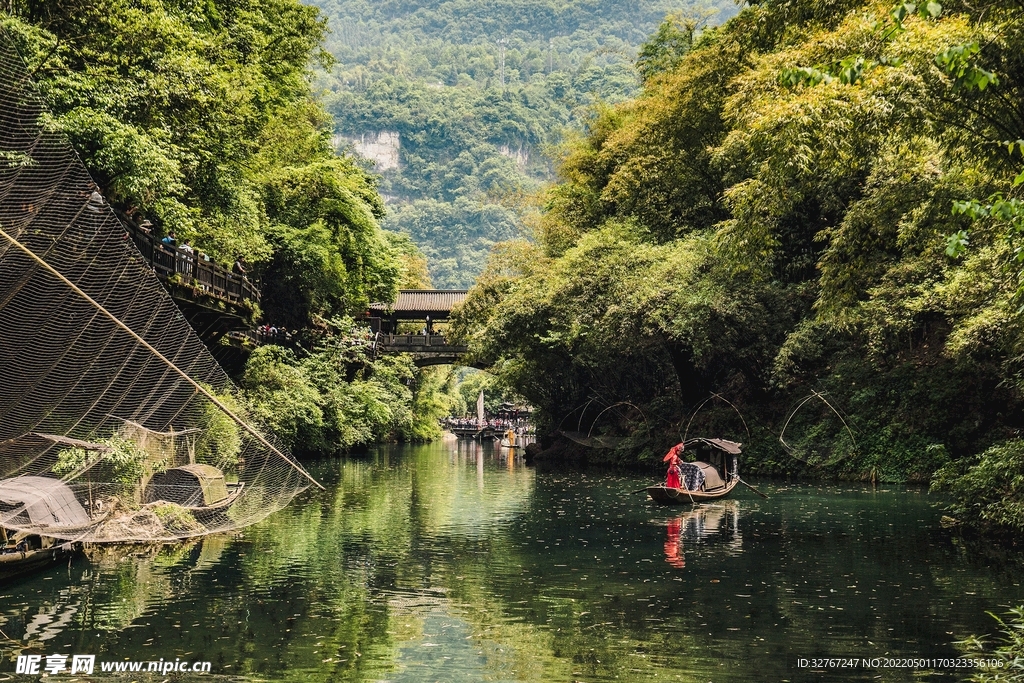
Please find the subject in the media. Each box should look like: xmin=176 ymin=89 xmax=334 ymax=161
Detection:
xmin=443 ymin=0 xmax=1024 ymax=537
xmin=5 ymin=0 xmax=1024 ymax=536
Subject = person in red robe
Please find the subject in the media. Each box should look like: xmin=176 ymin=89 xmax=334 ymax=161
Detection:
xmin=663 ymin=443 xmax=684 ymax=488
xmin=665 ymin=457 xmax=681 ymax=488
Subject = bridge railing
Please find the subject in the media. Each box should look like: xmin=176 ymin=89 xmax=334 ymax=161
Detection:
xmin=376 ymin=333 xmax=468 ymax=350
xmin=382 ymin=333 xmax=440 ymax=347
xmin=125 ymin=223 xmax=258 ymax=306
xmin=374 ymin=333 xmax=469 ymax=366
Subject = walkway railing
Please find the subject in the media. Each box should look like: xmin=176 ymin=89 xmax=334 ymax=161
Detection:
xmin=377 ymin=333 xmax=463 ymax=348
xmin=124 ymin=223 xmax=258 ymax=306
xmin=373 ymin=333 xmax=469 ymax=367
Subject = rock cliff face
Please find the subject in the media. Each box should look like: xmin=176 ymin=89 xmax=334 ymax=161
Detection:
xmin=498 ymin=144 xmax=529 ymax=169
xmin=336 ymin=131 xmax=400 ymax=171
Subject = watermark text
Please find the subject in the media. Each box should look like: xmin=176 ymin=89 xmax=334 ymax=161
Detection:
xmin=16 ymin=653 xmax=211 ymax=675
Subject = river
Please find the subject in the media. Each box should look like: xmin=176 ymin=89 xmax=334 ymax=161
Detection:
xmin=2 ymin=439 xmax=1022 ymax=681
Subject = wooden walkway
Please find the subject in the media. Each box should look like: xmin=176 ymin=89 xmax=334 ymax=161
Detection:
xmin=124 ymin=222 xmax=259 ymax=309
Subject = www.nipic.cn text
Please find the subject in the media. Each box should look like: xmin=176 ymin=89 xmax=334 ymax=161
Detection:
xmin=15 ymin=654 xmax=212 ymax=675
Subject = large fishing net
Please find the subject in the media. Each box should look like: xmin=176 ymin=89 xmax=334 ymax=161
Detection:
xmin=0 ymin=29 xmax=316 ymax=543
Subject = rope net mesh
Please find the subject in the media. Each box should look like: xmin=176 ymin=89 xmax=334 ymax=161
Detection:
xmin=0 ymin=30 xmax=313 ymax=543
xmin=559 ymin=431 xmax=626 ymax=449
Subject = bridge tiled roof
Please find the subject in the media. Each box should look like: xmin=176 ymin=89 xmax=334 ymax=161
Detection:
xmin=369 ymin=290 xmax=468 ymax=314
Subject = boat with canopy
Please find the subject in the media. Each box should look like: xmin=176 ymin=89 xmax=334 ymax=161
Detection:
xmin=647 ymin=438 xmax=742 ymax=504
xmin=0 ymin=476 xmax=86 ymax=579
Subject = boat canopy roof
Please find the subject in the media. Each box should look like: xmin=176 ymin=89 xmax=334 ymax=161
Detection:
xmin=0 ymin=476 xmax=90 ymax=528
xmin=144 ymin=464 xmax=228 ymax=507
xmin=694 ymin=461 xmax=726 ymax=489
xmin=683 ymin=438 xmax=742 ymax=455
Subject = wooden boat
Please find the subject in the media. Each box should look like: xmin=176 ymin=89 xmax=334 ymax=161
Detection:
xmin=498 ymin=428 xmax=520 ymax=449
xmin=647 ymin=477 xmax=739 ymax=504
xmin=647 ymin=438 xmax=743 ymax=506
xmin=143 ymin=464 xmax=244 ymax=512
xmin=0 ymin=538 xmax=76 ymax=581
xmin=189 ymin=482 xmax=243 ymax=512
xmin=0 ymin=476 xmax=89 ymax=580
xmin=461 ymin=427 xmax=495 ymax=440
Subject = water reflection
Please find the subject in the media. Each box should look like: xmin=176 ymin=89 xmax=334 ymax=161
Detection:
xmin=1 ymin=443 xmax=1024 ymax=682
xmin=663 ymin=501 xmax=742 ymax=569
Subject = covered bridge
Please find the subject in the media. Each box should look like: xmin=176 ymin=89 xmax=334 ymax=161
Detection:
xmin=367 ymin=290 xmax=471 ymax=367
xmin=368 ymin=289 xmax=468 ymax=334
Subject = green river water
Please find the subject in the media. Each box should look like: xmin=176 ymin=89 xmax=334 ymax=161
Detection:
xmin=2 ymin=439 xmax=1023 ymax=681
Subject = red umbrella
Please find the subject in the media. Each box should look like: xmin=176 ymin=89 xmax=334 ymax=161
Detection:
xmin=662 ymin=443 xmax=684 ymax=461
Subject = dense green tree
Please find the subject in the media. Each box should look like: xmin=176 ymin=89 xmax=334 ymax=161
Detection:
xmin=242 ymin=318 xmax=446 ymax=452
xmin=385 ymin=231 xmax=434 ymax=289
xmin=2 ymin=0 xmax=401 ymax=326
xmin=260 ymin=158 xmax=398 ymax=327
xmin=635 ymin=15 xmax=700 ymax=83
xmin=383 ymin=198 xmax=520 ymax=288
xmin=452 ymin=0 xmax=1024 ymax=510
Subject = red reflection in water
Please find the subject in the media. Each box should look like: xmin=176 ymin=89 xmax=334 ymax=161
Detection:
xmin=664 ymin=517 xmax=685 ymax=568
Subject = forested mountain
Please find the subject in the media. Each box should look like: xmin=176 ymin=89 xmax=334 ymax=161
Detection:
xmin=311 ymin=0 xmax=736 ymax=287
xmin=451 ymin=0 xmax=1024 ymax=531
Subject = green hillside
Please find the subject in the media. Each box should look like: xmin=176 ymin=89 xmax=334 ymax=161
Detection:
xmin=311 ymin=0 xmax=736 ymax=287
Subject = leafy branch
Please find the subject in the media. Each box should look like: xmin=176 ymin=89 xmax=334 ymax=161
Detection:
xmin=875 ymin=0 xmax=943 ymax=38
xmin=948 ymin=140 xmax=1024 ymax=259
xmin=957 ymin=606 xmax=1024 ymax=680
xmin=935 ymin=42 xmax=999 ymax=92
xmin=779 ymin=55 xmax=886 ymax=87
xmin=781 ymin=2 xmax=995 ymax=94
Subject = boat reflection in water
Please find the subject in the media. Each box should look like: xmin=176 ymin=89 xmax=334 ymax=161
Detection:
xmin=451 ymin=436 xmax=527 ymax=481
xmin=662 ymin=500 xmax=742 ymax=569
xmin=0 ymin=536 xmax=229 ymax=666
